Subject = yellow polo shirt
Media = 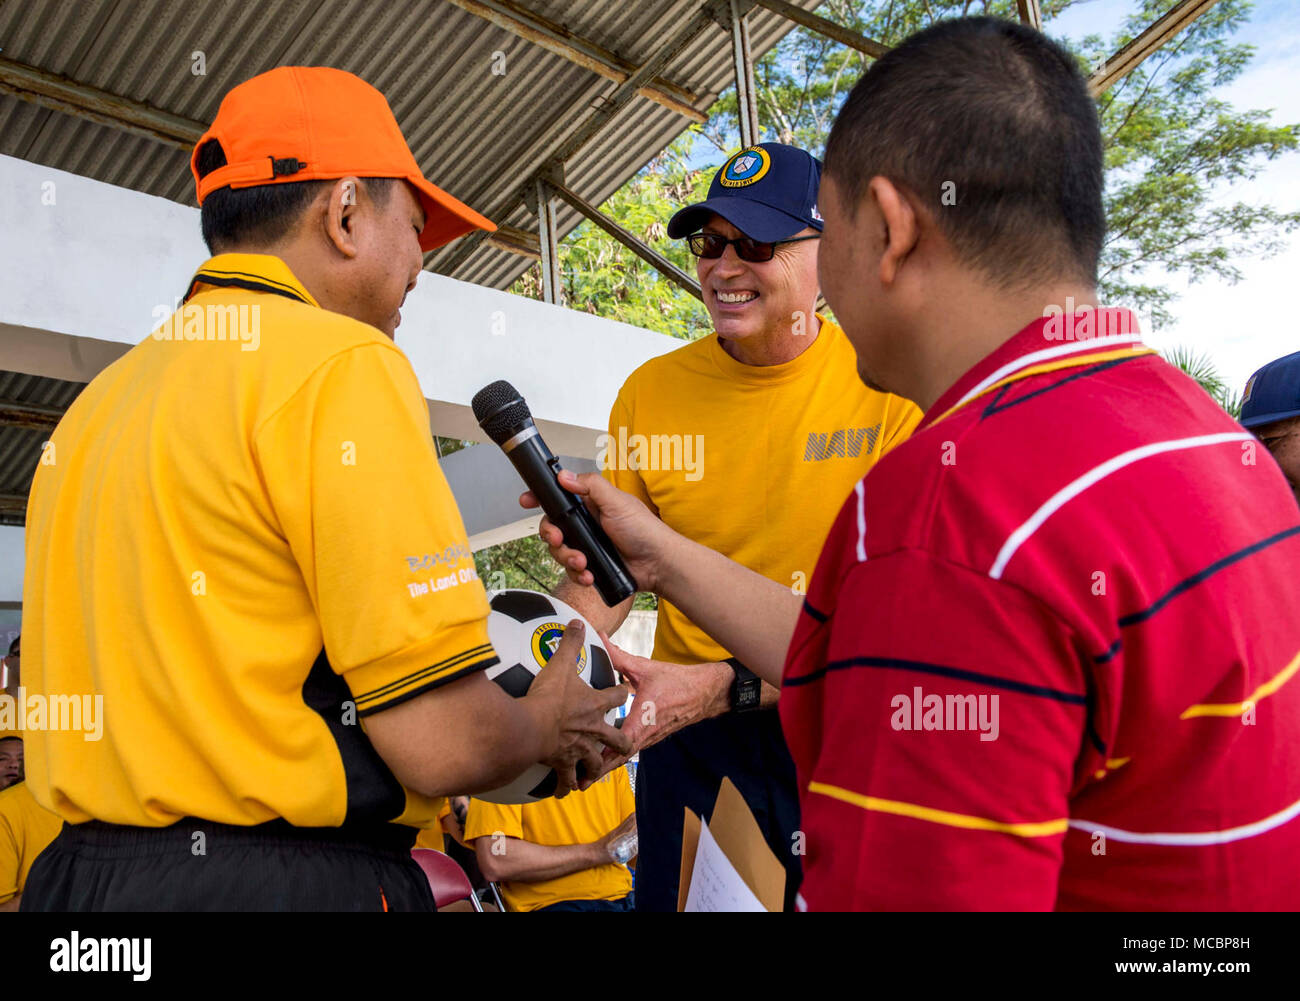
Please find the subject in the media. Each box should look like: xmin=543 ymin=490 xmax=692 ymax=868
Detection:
xmin=22 ymin=253 xmax=496 ymax=829
xmin=604 ymin=317 xmax=920 ymax=664
xmin=465 ymin=768 xmax=635 ymax=912
xmin=414 ymin=799 xmax=457 ymax=850
xmin=0 ymin=782 xmax=62 ymax=903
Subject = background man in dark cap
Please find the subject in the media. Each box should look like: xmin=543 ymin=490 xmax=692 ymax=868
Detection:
xmin=1241 ymin=350 xmax=1300 ymax=505
xmin=553 ymin=142 xmax=919 ymax=910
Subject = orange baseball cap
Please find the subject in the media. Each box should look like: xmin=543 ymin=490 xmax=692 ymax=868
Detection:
xmin=191 ymin=66 xmax=495 ymax=251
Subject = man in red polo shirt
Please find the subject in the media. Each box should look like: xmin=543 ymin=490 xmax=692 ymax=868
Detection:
xmin=531 ymin=17 xmax=1300 ymax=910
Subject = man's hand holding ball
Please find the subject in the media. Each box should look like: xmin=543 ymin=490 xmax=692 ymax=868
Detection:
xmin=526 ymin=619 xmax=632 ymax=795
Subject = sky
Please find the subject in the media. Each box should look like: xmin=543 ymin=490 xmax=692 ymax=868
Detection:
xmin=1050 ymin=0 xmax=1300 ymax=394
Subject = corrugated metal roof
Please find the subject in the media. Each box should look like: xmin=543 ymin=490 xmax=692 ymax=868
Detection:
xmin=0 ymin=371 xmax=85 ymax=524
xmin=0 ymin=0 xmax=824 ymax=289
xmin=0 ymin=0 xmax=824 ymax=522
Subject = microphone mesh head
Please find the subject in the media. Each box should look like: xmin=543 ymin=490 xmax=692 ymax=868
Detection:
xmin=472 ymin=380 xmax=533 ymax=445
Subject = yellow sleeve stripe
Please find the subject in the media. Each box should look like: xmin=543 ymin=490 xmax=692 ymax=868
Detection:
xmin=929 ymin=347 xmax=1157 ymax=427
xmin=1093 ymin=757 xmax=1131 ymax=781
xmin=353 ymin=644 xmax=497 ymax=713
xmin=807 ymin=781 xmax=1068 ymax=838
xmin=1180 ymin=649 xmax=1300 ymax=719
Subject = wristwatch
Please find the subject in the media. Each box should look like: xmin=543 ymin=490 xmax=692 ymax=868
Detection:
xmin=727 ymin=658 xmax=761 ymax=713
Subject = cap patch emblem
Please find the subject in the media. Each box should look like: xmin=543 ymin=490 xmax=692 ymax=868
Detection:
xmin=720 ymin=146 xmax=772 ymax=188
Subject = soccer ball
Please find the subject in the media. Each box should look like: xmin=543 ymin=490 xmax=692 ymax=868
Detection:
xmin=478 ymin=589 xmax=620 ymax=804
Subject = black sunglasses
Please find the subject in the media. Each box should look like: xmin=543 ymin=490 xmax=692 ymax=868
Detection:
xmin=687 ymin=232 xmax=820 ymax=263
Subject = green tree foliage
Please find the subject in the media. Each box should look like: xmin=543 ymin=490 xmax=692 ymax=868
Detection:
xmin=473 ymin=532 xmax=658 ymax=611
xmin=489 ymin=0 xmax=1293 ymax=582
xmin=514 ymin=137 xmax=714 ymax=341
xmin=1162 ymin=345 xmax=1244 ymax=418
xmin=474 ymin=535 xmax=567 ymax=594
xmin=1086 ymin=0 xmax=1300 ymax=325
xmin=516 ymin=0 xmax=1297 ymax=333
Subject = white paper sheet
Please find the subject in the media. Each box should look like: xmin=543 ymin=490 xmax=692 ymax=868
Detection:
xmin=683 ymin=818 xmax=767 ymax=912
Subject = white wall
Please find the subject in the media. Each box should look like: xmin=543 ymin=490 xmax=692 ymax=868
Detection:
xmin=0 ymin=153 xmax=680 ymax=457
xmin=610 ymin=609 xmax=658 ymax=660
xmin=0 ymin=153 xmax=688 ymax=602
xmin=0 ymin=527 xmax=24 ymax=604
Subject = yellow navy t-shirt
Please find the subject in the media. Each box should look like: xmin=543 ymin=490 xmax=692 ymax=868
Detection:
xmin=603 ymin=316 xmax=920 ymax=665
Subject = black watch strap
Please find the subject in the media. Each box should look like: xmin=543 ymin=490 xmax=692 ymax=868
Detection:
xmin=726 ymin=657 xmax=762 ymax=713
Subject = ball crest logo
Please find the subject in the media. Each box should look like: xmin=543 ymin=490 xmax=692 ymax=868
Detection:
xmin=531 ymin=621 xmax=587 ymax=672
xmin=719 ymin=146 xmax=771 ymax=187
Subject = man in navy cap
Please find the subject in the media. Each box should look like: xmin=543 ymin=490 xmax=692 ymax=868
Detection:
xmin=548 ymin=143 xmax=920 ymax=909
xmin=1241 ymin=350 xmax=1300 ymax=506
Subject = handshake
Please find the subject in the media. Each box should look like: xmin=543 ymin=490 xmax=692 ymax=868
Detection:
xmin=518 ymin=466 xmax=800 ymax=791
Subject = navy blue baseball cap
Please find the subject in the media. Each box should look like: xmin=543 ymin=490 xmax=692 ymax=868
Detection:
xmin=667 ymin=143 xmax=824 ymax=242
xmin=1240 ymin=350 xmax=1300 ymax=429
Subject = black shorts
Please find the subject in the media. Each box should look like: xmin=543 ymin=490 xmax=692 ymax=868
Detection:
xmin=20 ymin=817 xmax=435 ymax=912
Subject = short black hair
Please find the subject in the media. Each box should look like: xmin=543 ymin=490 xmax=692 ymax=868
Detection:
xmin=824 ymin=16 xmax=1104 ymax=289
xmin=6 ymin=635 xmax=16 ymax=656
xmin=195 ymin=139 xmax=397 ymax=253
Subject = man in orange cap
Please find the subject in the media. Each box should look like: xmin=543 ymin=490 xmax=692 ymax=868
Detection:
xmin=20 ymin=66 xmax=627 ymax=911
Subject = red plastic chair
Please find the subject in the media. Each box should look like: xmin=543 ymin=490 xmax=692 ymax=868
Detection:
xmin=411 ymin=847 xmax=483 ymax=911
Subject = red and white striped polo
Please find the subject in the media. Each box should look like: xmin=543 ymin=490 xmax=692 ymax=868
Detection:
xmin=780 ymin=308 xmax=1300 ymax=910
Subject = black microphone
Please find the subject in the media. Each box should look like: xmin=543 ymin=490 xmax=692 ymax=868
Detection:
xmin=472 ymin=380 xmax=637 ymax=607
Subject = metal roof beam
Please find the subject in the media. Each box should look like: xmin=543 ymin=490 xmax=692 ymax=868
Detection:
xmin=486 ymin=223 xmax=542 ymax=259
xmin=0 ymin=55 xmax=205 ymax=152
xmin=446 ymin=0 xmax=707 ymax=122
xmin=0 ymin=398 xmax=63 ymax=433
xmin=534 ymin=179 xmax=562 ymax=304
xmin=1016 ymin=0 xmax=1043 ymax=31
xmin=548 ymin=179 xmax=703 ymax=301
xmin=433 ymin=230 xmax=492 ymax=275
xmin=1088 ymin=0 xmax=1222 ymax=97
xmin=553 ymin=4 xmax=722 ymax=168
xmin=723 ymin=0 xmax=761 ymax=146
xmin=749 ymin=0 xmax=890 ymax=59
xmin=434 ymin=3 xmax=719 ymax=278
xmin=0 ymin=495 xmax=27 ymax=518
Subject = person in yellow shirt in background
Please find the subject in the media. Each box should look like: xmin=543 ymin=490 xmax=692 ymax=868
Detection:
xmin=546 ymin=144 xmax=921 ymax=911
xmin=466 ymin=767 xmax=636 ymax=912
xmin=0 ymin=733 xmax=62 ymax=911
xmin=2 ymin=636 xmax=18 ymax=702
xmin=0 ymin=735 xmax=22 ymax=792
